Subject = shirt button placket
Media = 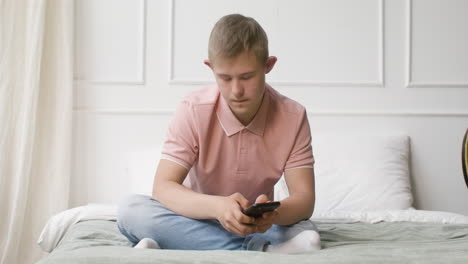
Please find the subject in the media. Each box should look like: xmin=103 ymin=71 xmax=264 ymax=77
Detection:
xmin=238 ymin=129 xmax=248 ymax=173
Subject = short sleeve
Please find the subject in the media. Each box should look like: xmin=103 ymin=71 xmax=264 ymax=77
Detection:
xmin=161 ymin=100 xmax=199 ymax=170
xmin=284 ymin=109 xmax=315 ymax=170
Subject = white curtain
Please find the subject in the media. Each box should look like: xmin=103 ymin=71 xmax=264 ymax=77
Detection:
xmin=0 ymin=0 xmax=74 ymax=263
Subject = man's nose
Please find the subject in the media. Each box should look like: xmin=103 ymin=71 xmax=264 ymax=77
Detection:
xmin=232 ymin=79 xmax=244 ymax=97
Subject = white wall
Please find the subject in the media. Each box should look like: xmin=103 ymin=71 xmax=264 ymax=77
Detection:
xmin=73 ymin=0 xmax=468 ymax=215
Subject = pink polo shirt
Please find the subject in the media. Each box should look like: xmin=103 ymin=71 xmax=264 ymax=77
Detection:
xmin=161 ymin=84 xmax=314 ymax=203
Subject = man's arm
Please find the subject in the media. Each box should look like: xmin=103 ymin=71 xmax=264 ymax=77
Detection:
xmin=152 ymin=159 xmax=257 ymax=236
xmin=152 ymin=159 xmax=219 ymax=219
xmin=273 ymin=167 xmax=315 ymax=226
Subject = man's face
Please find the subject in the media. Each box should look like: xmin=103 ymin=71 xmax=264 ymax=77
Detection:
xmin=205 ymin=51 xmax=276 ymax=125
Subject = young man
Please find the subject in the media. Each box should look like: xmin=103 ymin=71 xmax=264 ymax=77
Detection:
xmin=117 ymin=14 xmax=321 ymax=253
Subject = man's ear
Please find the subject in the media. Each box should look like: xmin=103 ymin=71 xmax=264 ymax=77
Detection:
xmin=204 ymin=59 xmax=213 ymax=69
xmin=265 ymin=56 xmax=277 ymax=74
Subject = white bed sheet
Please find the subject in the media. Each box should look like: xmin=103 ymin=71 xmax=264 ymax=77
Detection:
xmin=312 ymin=208 xmax=468 ymax=224
xmin=37 ymin=204 xmax=468 ymax=253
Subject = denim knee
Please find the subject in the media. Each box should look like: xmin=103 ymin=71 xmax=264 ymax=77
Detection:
xmin=116 ymin=194 xmax=171 ymax=233
xmin=117 ymin=194 xmax=142 ymax=224
xmin=117 ymin=194 xmax=147 ymax=243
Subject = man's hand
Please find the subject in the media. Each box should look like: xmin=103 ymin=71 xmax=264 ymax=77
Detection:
xmin=216 ymin=193 xmax=257 ymax=236
xmin=252 ymin=194 xmax=279 ymax=233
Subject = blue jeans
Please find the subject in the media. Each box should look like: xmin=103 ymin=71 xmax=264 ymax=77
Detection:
xmin=117 ymin=194 xmax=319 ymax=251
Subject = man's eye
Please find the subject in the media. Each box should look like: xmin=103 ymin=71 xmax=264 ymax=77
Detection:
xmin=221 ymin=76 xmax=231 ymax=81
xmin=241 ymin=75 xmax=253 ymax=80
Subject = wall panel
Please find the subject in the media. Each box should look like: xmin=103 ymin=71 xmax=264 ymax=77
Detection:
xmin=170 ymin=0 xmax=383 ymax=87
xmin=407 ymin=0 xmax=468 ymax=87
xmin=75 ymin=0 xmax=146 ymax=84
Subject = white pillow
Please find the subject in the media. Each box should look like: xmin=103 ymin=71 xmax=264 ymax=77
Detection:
xmin=275 ymin=132 xmax=413 ymax=212
xmin=125 ymin=148 xmax=161 ymax=196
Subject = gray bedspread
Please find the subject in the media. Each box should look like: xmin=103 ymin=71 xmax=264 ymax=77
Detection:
xmin=36 ymin=219 xmax=468 ymax=264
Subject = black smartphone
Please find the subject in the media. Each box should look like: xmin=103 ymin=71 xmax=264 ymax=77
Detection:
xmin=243 ymin=201 xmax=281 ymax=218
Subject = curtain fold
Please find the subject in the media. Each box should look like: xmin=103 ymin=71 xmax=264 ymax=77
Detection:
xmin=0 ymin=0 xmax=74 ymax=263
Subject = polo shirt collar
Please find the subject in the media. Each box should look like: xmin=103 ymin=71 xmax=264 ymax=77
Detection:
xmin=216 ymin=85 xmax=270 ymax=137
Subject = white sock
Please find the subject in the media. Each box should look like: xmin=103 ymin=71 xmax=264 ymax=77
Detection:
xmin=134 ymin=238 xmax=161 ymax=249
xmin=266 ymin=230 xmax=321 ymax=254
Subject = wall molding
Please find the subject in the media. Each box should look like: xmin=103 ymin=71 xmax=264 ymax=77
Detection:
xmin=168 ymin=0 xmax=385 ymax=88
xmin=74 ymin=108 xmax=173 ymax=115
xmin=73 ymin=108 xmax=468 ymax=117
xmin=74 ymin=0 xmax=147 ymax=86
xmin=406 ymin=0 xmax=468 ymax=88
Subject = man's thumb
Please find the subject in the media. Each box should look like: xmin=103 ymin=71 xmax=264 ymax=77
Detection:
xmin=255 ymin=194 xmax=269 ymax=204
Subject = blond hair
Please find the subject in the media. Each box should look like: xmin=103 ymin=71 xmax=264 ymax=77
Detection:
xmin=208 ymin=14 xmax=269 ymax=64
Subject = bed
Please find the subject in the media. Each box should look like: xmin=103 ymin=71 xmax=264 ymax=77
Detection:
xmin=36 ymin=133 xmax=468 ymax=263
